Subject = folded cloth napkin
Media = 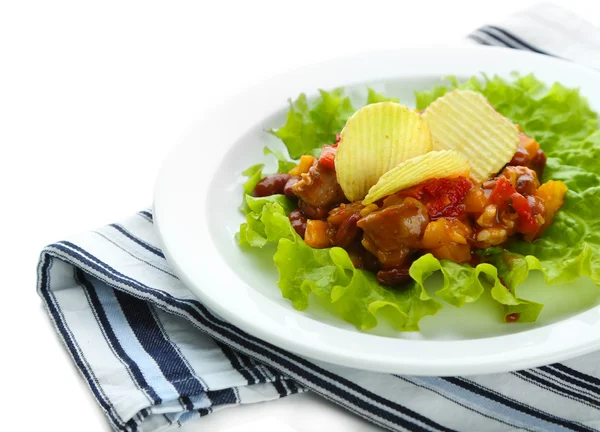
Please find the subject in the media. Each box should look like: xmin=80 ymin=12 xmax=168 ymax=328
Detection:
xmin=38 ymin=4 xmax=600 ymax=432
xmin=467 ymin=2 xmax=600 ymax=70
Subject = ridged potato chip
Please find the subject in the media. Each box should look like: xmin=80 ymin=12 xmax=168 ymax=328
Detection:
xmin=422 ymin=90 xmax=519 ymax=182
xmin=363 ymin=150 xmax=470 ymax=205
xmin=335 ymin=102 xmax=432 ymax=202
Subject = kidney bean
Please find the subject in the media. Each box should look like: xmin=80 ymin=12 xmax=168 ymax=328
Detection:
xmin=334 ymin=213 xmax=361 ymax=247
xmin=527 ymin=195 xmax=546 ymax=216
xmin=515 ymin=174 xmax=537 ymax=196
xmin=509 ymin=146 xmax=530 ymax=167
xmin=288 ymin=209 xmax=307 ymax=238
xmin=253 ymin=173 xmax=291 ymax=197
xmin=299 ymin=199 xmax=328 ymax=220
xmin=283 ymin=176 xmax=301 ymax=198
xmin=505 ymin=312 xmax=520 ymax=323
xmin=531 ymin=149 xmax=547 ymax=179
xmin=358 ymin=249 xmax=381 ymax=273
xmin=376 ymin=267 xmax=411 ymax=287
xmin=347 ymin=244 xmax=380 ymax=272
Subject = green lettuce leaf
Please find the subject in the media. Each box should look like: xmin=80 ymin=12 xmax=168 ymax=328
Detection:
xmin=263 ymin=147 xmax=296 ymax=173
xmin=408 ymin=253 xmax=542 ymax=322
xmin=486 ymin=252 xmax=544 ymax=322
xmin=270 ymin=88 xmax=355 ymax=159
xmin=239 ymin=163 xmax=265 ymax=213
xmin=275 ymin=239 xmax=441 ymax=331
xmin=239 ymin=147 xmax=296 ymax=213
xmin=366 ymin=87 xmax=399 ymax=104
xmin=237 ymin=195 xmax=296 ymax=247
xmin=241 ymin=164 xmax=264 ymax=196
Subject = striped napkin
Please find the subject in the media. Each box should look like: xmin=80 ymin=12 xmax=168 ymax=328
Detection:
xmin=38 ymin=4 xmax=600 ymax=432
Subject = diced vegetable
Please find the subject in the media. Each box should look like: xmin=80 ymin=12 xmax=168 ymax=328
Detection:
xmin=289 ymin=155 xmax=315 ymax=176
xmin=431 ymin=244 xmax=471 ymax=263
xmin=304 ymin=220 xmax=330 ymax=248
xmin=535 ymin=180 xmax=568 ymax=233
xmin=423 ymin=177 xmax=472 ymax=219
xmin=463 ymin=187 xmax=488 ymax=213
xmin=519 ymin=132 xmax=540 ymax=159
xmin=421 ymin=219 xmax=472 ymax=249
xmin=490 ymin=176 xmax=517 ymax=205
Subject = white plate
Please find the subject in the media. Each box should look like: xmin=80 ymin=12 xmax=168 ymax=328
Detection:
xmin=154 ymin=45 xmax=600 ymax=376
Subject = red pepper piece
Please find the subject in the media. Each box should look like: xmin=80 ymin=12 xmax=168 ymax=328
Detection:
xmin=489 ymin=176 xmax=517 ymax=205
xmin=318 ymin=145 xmax=336 ymax=170
xmin=424 ymin=177 xmax=472 ymax=219
xmin=395 ymin=183 xmax=426 ymax=200
xmin=510 ymin=192 xmax=539 ymax=233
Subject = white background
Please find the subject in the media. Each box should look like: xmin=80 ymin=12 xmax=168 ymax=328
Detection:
xmin=1 ymin=1 xmax=599 ymax=431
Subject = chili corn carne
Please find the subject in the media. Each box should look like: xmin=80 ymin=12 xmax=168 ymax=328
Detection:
xmin=252 ymin=131 xmax=566 ymax=287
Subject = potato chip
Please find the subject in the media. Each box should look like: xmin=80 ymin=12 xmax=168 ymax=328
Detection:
xmin=422 ymin=90 xmax=519 ymax=182
xmin=362 ymin=150 xmax=470 ymax=205
xmin=335 ymin=102 xmax=432 ymax=202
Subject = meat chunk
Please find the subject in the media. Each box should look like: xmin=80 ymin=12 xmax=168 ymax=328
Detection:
xmin=357 ymin=198 xmax=429 ymax=267
xmin=292 ymin=158 xmax=346 ymax=208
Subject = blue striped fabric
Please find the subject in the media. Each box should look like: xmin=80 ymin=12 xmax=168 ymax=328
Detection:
xmin=38 ymin=5 xmax=600 ymax=431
